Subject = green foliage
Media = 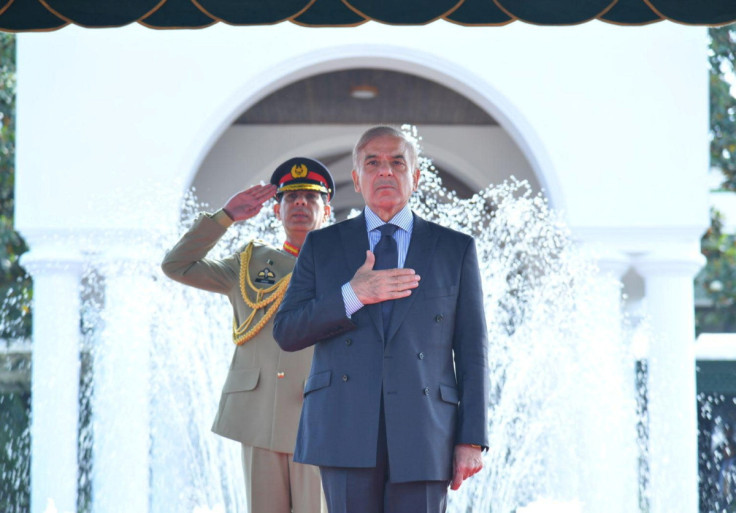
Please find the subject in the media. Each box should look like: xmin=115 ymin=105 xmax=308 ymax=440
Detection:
xmin=710 ymin=26 xmax=736 ymax=189
xmin=0 ymin=32 xmax=31 ymax=339
xmin=697 ymin=209 xmax=736 ymax=333
xmin=0 ymin=32 xmax=31 ymax=513
xmin=698 ymin=26 xmax=736 ymax=334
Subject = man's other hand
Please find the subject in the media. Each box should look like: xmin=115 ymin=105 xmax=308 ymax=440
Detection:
xmin=450 ymin=444 xmax=483 ymax=491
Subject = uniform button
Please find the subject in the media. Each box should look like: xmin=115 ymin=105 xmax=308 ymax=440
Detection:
xmin=345 ymin=338 xmax=352 ymax=346
xmin=342 ymin=374 xmax=349 ymax=382
xmin=418 ymin=352 xmax=425 ymax=360
xmin=435 ymin=314 xmax=444 ymax=323
xmin=423 ymin=387 xmax=430 ymax=395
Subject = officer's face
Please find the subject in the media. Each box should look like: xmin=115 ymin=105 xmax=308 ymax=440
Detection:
xmin=274 ymin=190 xmax=330 ymax=236
xmin=352 ymin=135 xmax=420 ymax=220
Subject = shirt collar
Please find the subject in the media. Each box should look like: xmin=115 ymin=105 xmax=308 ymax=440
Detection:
xmin=364 ymin=204 xmax=413 ymax=233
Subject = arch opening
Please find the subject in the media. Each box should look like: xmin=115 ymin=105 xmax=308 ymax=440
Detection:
xmin=183 ymin=54 xmax=561 ymax=220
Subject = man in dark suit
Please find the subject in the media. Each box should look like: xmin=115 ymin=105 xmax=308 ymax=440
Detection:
xmin=274 ymin=126 xmax=488 ymax=513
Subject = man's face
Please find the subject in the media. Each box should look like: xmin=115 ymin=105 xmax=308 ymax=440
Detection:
xmin=273 ymin=190 xmax=330 ymax=236
xmin=352 ymin=135 xmax=420 ymax=217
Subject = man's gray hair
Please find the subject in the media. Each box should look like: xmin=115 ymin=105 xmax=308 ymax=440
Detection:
xmin=352 ymin=126 xmax=418 ymax=171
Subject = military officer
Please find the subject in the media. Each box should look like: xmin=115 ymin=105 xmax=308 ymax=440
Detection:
xmin=161 ymin=157 xmax=335 ymax=513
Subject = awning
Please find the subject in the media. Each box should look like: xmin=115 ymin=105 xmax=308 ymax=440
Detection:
xmin=1 ymin=0 xmax=735 ymax=32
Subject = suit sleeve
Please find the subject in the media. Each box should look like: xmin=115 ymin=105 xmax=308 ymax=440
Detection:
xmin=452 ymin=237 xmax=490 ymax=448
xmin=273 ymin=230 xmax=356 ymax=352
xmin=160 ymin=214 xmax=238 ymax=295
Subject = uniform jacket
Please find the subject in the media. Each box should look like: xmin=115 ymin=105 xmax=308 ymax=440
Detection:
xmin=161 ymin=214 xmax=313 ymax=453
xmin=273 ymin=211 xmax=489 ymax=483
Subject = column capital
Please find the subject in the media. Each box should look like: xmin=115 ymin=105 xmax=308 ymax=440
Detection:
xmin=633 ymin=246 xmax=705 ymax=279
xmin=578 ymin=242 xmax=630 ymax=279
xmin=20 ymin=247 xmax=84 ymax=278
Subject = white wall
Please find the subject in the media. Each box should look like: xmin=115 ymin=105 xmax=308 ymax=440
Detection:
xmin=16 ymin=21 xmax=709 ymax=248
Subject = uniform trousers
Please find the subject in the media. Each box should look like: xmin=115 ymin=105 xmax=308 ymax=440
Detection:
xmin=318 ymin=400 xmax=449 ymax=513
xmin=242 ymin=444 xmax=327 ymax=513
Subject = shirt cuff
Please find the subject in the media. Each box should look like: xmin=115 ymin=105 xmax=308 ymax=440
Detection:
xmin=341 ymin=282 xmax=364 ymax=318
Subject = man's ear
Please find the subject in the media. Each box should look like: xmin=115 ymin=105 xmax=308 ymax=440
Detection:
xmin=273 ymin=202 xmax=281 ymax=220
xmin=323 ymin=204 xmax=332 ymax=220
xmin=352 ymin=169 xmax=361 ymax=193
xmin=412 ymin=168 xmax=421 ymax=191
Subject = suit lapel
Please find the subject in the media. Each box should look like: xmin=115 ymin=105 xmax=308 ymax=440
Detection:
xmin=337 ymin=213 xmax=383 ymax=336
xmin=337 ymin=214 xmax=369 ymax=276
xmin=386 ymin=214 xmax=438 ymax=344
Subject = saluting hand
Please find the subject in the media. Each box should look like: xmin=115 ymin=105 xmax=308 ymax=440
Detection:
xmin=222 ymin=183 xmax=278 ymax=222
xmin=349 ymin=250 xmax=421 ymax=305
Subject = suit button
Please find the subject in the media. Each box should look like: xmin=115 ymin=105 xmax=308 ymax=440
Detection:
xmin=342 ymin=374 xmax=349 ymax=382
xmin=345 ymin=338 xmax=352 ymax=346
xmin=435 ymin=314 xmax=444 ymax=323
xmin=423 ymin=387 xmax=430 ymax=395
xmin=418 ymin=352 xmax=425 ymax=360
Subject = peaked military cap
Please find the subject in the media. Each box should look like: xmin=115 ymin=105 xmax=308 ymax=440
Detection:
xmin=270 ymin=157 xmax=335 ymax=201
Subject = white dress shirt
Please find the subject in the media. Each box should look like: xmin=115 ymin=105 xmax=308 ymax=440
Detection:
xmin=341 ymin=205 xmax=414 ymax=317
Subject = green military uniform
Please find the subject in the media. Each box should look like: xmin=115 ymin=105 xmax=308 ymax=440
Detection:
xmin=162 ymin=213 xmax=325 ymax=513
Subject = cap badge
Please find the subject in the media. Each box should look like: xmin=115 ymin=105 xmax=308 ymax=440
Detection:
xmin=291 ymin=164 xmax=308 ymax=178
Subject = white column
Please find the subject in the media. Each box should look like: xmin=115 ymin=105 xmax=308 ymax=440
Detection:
xmin=21 ymin=247 xmax=83 ymax=513
xmin=575 ymin=245 xmax=640 ymax=513
xmin=91 ymin=250 xmax=154 ymax=513
xmin=634 ymin=247 xmax=705 ymax=513
xmin=595 ymin=249 xmax=640 ymax=513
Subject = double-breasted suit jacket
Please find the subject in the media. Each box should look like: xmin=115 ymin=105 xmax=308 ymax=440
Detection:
xmin=273 ymin=212 xmax=489 ymax=483
xmin=162 ymin=213 xmax=312 ymax=453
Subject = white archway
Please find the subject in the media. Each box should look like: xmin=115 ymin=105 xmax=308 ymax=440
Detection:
xmin=179 ymin=44 xmax=565 ymax=214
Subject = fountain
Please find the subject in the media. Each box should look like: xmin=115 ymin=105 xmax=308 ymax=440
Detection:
xmin=2 ymin=133 xmax=645 ymax=513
